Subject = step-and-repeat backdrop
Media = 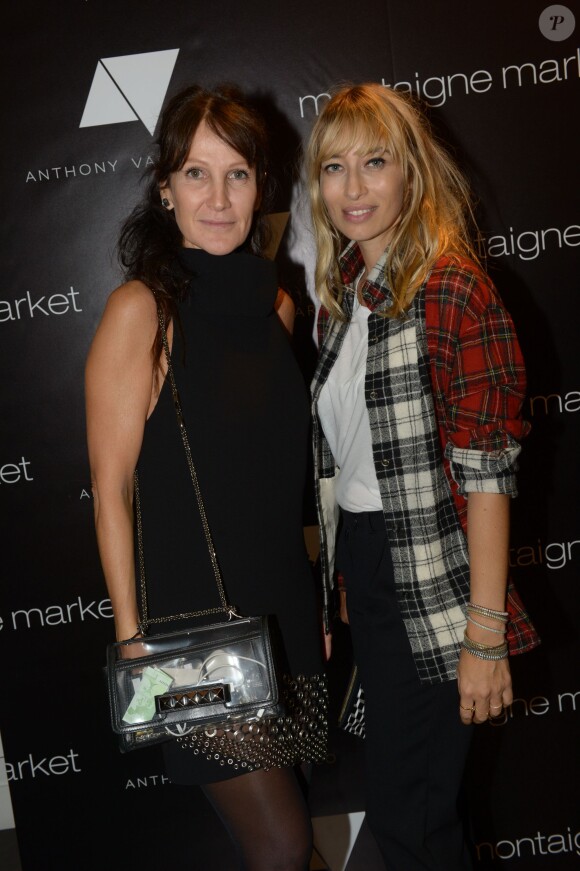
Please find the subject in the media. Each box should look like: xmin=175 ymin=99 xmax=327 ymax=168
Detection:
xmin=1 ymin=2 xmax=578 ymax=868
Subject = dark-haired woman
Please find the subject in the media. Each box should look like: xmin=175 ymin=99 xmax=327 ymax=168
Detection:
xmin=85 ymin=84 xmax=327 ymax=871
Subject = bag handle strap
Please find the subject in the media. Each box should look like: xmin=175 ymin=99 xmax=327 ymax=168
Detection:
xmin=135 ymin=305 xmax=241 ymax=632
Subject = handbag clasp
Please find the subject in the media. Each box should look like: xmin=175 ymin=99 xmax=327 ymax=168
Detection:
xmin=155 ymin=682 xmax=231 ymax=714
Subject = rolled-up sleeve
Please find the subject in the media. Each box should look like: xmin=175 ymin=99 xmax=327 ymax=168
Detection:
xmin=441 ymin=288 xmax=530 ymax=496
xmin=445 ymin=438 xmax=522 ymax=495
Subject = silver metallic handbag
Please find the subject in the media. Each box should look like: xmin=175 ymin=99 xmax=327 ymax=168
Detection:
xmin=107 ymin=615 xmax=282 ymax=752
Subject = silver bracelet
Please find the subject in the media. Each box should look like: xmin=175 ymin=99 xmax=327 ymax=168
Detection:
xmin=468 ymin=603 xmax=508 ymax=622
xmin=466 ymin=614 xmax=507 ymax=636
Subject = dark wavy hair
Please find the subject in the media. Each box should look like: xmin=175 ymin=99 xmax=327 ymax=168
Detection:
xmin=118 ymin=83 xmax=273 ymax=361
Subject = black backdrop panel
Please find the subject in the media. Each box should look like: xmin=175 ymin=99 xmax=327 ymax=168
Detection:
xmin=1 ymin=2 xmax=579 ymax=868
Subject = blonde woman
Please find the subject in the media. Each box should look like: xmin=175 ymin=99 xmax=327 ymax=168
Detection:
xmin=306 ymin=83 xmax=539 ymax=870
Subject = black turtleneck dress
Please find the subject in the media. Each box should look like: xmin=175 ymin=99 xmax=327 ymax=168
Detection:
xmin=136 ymin=249 xmax=327 ymax=784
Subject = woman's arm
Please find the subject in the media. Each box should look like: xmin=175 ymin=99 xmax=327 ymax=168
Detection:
xmin=457 ymin=492 xmax=514 ymax=723
xmin=85 ymin=281 xmax=159 ymax=642
xmin=425 ymin=263 xmax=531 ymax=721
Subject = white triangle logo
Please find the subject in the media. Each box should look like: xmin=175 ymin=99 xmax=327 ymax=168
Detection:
xmin=80 ymin=49 xmax=179 ymax=135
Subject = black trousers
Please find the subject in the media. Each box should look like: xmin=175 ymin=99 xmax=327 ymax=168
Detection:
xmin=337 ymin=509 xmax=474 ymax=871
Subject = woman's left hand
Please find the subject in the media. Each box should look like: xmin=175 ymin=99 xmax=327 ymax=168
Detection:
xmin=456 ymin=648 xmax=513 ymax=725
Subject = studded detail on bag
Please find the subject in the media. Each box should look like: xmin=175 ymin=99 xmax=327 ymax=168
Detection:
xmin=177 ymin=673 xmax=329 ymax=771
xmin=156 ymin=684 xmax=230 ymax=712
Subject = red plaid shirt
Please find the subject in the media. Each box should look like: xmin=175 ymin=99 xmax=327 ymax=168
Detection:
xmin=317 ymin=248 xmax=539 ymax=655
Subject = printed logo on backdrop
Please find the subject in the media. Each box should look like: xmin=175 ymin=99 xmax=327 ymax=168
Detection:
xmin=477 ymin=826 xmax=580 ymax=862
xmin=528 ymin=391 xmax=580 ymax=415
xmin=0 ymin=287 xmax=82 ymax=322
xmin=80 ymin=49 xmax=179 ymax=135
xmin=487 ymin=689 xmax=579 ymax=727
xmin=1 ymin=596 xmax=113 ymax=632
xmin=510 ymin=536 xmax=579 ymax=571
xmin=7 ymin=749 xmax=81 ymax=782
xmin=539 ymin=5 xmax=576 ymax=41
xmin=485 ymin=223 xmax=580 ymax=261
xmin=0 ymin=458 xmax=33 ymax=485
xmin=125 ymin=773 xmax=171 ymax=790
xmin=298 ymin=37 xmax=580 ymax=115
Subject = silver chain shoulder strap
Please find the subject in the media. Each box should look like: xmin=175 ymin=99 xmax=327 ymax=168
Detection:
xmin=134 ymin=304 xmax=241 ymax=631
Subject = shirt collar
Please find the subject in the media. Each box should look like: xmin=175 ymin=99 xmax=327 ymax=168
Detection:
xmin=339 ymin=241 xmax=390 ymax=312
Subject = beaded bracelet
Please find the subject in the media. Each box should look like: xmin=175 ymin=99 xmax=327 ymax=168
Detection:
xmin=468 ymin=603 xmax=508 ymax=622
xmin=466 ymin=614 xmax=507 ymax=636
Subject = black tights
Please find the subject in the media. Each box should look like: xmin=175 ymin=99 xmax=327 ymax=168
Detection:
xmin=202 ymin=767 xmax=313 ymax=871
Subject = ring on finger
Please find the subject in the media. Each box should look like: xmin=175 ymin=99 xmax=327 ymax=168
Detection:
xmin=489 ymin=703 xmax=503 ymax=710
xmin=460 ymin=704 xmax=475 ymax=713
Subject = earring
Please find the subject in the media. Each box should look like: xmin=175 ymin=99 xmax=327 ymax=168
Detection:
xmin=161 ymin=197 xmax=170 ymax=208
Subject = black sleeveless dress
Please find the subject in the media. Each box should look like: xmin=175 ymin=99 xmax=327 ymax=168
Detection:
xmin=136 ymin=248 xmax=327 ymax=784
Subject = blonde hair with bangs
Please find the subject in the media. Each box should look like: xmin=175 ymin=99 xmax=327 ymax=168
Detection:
xmin=305 ymin=83 xmax=479 ymax=320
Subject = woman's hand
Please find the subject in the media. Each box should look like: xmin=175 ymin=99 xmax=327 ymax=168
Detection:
xmin=457 ymin=648 xmax=513 ymax=724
